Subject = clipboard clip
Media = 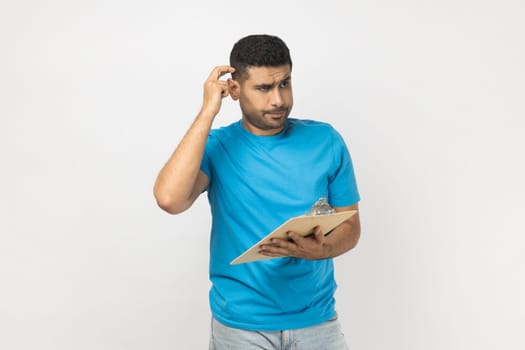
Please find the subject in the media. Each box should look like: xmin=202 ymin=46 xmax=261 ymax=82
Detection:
xmin=307 ymin=197 xmax=335 ymax=216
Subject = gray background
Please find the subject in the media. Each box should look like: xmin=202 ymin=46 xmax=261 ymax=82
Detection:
xmin=1 ymin=0 xmax=524 ymax=349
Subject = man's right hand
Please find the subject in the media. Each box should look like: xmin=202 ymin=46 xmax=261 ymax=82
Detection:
xmin=200 ymin=65 xmax=236 ymax=117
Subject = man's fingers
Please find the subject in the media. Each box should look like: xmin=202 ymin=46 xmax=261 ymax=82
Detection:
xmin=204 ymin=79 xmax=229 ymax=95
xmin=217 ymin=81 xmax=230 ymax=97
xmin=259 ymin=239 xmax=296 ymax=256
xmin=208 ymin=65 xmax=235 ymax=81
xmin=259 ymin=246 xmax=288 ymax=257
xmin=313 ymin=226 xmax=324 ymax=240
xmin=287 ymin=231 xmax=302 ymax=244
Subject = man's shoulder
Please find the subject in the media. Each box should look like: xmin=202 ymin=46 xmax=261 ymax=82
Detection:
xmin=208 ymin=120 xmax=240 ymax=141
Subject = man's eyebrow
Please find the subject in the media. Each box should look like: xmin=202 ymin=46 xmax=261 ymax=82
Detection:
xmin=254 ymin=82 xmax=274 ymax=88
xmin=279 ymin=75 xmax=291 ymax=83
xmin=254 ymin=76 xmax=291 ymax=88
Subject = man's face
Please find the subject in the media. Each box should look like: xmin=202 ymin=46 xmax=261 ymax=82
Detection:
xmin=235 ymin=65 xmax=293 ymax=136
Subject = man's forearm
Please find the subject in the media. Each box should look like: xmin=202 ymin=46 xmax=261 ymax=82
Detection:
xmin=322 ymin=216 xmax=361 ymax=258
xmin=153 ymin=111 xmax=214 ymax=214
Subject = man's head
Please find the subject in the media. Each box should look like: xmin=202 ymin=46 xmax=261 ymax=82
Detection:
xmin=228 ymin=35 xmax=294 ymax=136
xmin=229 ymin=34 xmax=292 ymax=82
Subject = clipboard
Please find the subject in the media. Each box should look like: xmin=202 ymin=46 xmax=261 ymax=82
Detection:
xmin=230 ymin=210 xmax=357 ymax=265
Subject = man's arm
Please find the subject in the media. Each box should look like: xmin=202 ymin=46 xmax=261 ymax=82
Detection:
xmin=153 ymin=66 xmax=235 ymax=214
xmin=259 ymin=203 xmax=361 ymax=259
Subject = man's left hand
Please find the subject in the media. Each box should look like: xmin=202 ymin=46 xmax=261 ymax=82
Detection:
xmin=258 ymin=226 xmax=329 ymax=260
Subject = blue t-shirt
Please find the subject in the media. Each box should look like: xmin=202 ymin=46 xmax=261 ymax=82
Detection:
xmin=200 ymin=118 xmax=360 ymax=331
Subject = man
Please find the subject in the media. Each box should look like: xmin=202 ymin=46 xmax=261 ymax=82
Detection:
xmin=154 ymin=34 xmax=360 ymax=349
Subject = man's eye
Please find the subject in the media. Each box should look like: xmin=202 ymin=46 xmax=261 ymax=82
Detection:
xmin=280 ymin=81 xmax=290 ymax=88
xmin=257 ymin=87 xmax=268 ymax=91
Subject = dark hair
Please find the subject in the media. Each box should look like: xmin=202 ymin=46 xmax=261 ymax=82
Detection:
xmin=229 ymin=34 xmax=292 ymax=81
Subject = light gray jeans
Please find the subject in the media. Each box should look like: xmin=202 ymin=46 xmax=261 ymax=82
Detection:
xmin=209 ymin=317 xmax=349 ymax=350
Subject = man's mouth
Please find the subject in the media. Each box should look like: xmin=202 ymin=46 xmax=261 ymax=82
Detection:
xmin=265 ymin=109 xmax=287 ymax=118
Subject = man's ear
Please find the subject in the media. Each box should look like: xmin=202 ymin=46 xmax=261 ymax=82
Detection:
xmin=228 ymin=78 xmax=240 ymax=101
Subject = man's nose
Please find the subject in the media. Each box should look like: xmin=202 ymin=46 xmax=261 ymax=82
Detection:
xmin=270 ymin=88 xmax=283 ymax=107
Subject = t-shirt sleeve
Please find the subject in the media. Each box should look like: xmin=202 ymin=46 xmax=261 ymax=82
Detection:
xmin=328 ymin=128 xmax=360 ymax=207
xmin=200 ymin=135 xmax=213 ymax=181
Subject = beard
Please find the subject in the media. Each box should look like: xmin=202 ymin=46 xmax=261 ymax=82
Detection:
xmin=241 ymin=106 xmax=291 ymax=132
